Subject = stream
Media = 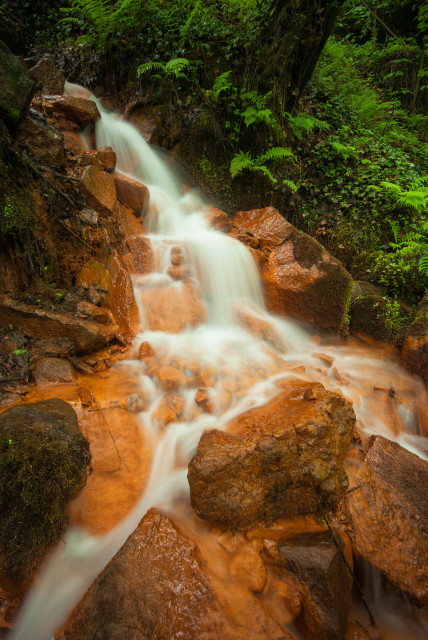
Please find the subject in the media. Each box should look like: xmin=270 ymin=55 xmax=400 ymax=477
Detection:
xmin=9 ymin=84 xmax=428 ymax=640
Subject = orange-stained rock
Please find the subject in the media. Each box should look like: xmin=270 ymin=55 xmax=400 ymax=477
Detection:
xmin=76 ymin=301 xmax=112 ymax=325
xmin=312 ymin=352 xmax=334 ymax=368
xmin=234 ymin=207 xmax=294 ymax=248
xmin=113 ymin=202 xmax=146 ymax=240
xmin=346 ymin=435 xmax=428 ymax=604
xmin=76 ymin=252 xmax=138 ymax=340
xmin=203 ymin=206 xmax=232 ymax=232
xmin=195 ymin=389 xmax=210 ymax=407
xmin=152 ymin=406 xmax=178 ymax=428
xmin=140 ymin=282 xmax=207 ymax=333
xmin=248 ymin=247 xmax=268 ymax=268
xmin=33 ymin=357 xmax=76 ymax=385
xmin=229 ymin=546 xmax=266 ymax=592
xmin=0 ymin=294 xmax=116 ymax=355
xmin=138 ymin=341 xmax=155 ymax=360
xmin=197 ymin=364 xmax=217 ymax=387
xmin=229 ymin=226 xmax=261 ymax=250
xmin=113 ymin=171 xmax=150 ymax=213
xmin=80 ymin=166 xmax=117 ymax=216
xmin=81 ymin=146 xmax=116 ymax=172
xmin=263 ymin=529 xmax=353 ymax=640
xmin=188 ymin=381 xmax=354 ymax=527
xmin=237 ymin=307 xmax=284 ymax=350
xmin=126 ymin=235 xmax=154 ymax=274
xmin=63 ymin=131 xmax=86 ymax=155
xmin=68 ymin=406 xmax=146 ymax=534
xmin=233 ymin=207 xmax=352 ymax=333
xmin=58 ymin=509 xmax=295 ymax=640
xmin=127 ymin=104 xmax=164 ymax=143
xmin=166 ymin=264 xmax=191 ymax=280
xmin=171 ymin=253 xmax=184 ymax=265
xmin=47 ymin=95 xmax=100 ymax=122
xmin=156 ymin=366 xmax=187 ymax=391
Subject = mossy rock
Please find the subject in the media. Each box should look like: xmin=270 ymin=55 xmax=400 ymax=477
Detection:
xmin=0 ymin=40 xmax=33 ymax=127
xmin=349 ymin=281 xmax=412 ymax=343
xmin=0 ymin=398 xmax=91 ymax=578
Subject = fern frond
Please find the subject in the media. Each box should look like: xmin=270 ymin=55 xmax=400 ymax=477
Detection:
xmin=211 ymin=71 xmax=233 ymax=97
xmin=396 ymin=190 xmax=427 ymax=213
xmin=230 ymin=151 xmax=254 ymax=178
xmin=285 ymin=112 xmax=330 ymax=140
xmin=419 ymin=253 xmax=428 ymax=276
xmin=380 ymin=181 xmax=403 ymax=196
xmin=165 ymin=58 xmax=190 ymax=78
xmin=260 ymin=146 xmax=294 ymax=162
xmin=137 ymin=61 xmax=165 ymax=76
xmin=283 ymin=179 xmax=298 ymax=192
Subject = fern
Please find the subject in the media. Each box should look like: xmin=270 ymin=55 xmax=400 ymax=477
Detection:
xmin=285 ymin=112 xmax=330 ymax=140
xmin=137 ymin=58 xmax=191 ymax=81
xmin=283 ymin=179 xmax=298 ymax=192
xmin=230 ymin=147 xmax=294 ymax=184
xmin=242 ymin=106 xmax=275 ymax=127
xmin=380 ymin=180 xmax=428 ymax=215
xmin=330 ymin=141 xmax=359 ymax=162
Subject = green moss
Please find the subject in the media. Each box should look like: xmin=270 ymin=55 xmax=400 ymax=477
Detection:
xmin=0 ymin=421 xmax=91 ymax=578
xmin=0 ymin=159 xmax=34 ymax=240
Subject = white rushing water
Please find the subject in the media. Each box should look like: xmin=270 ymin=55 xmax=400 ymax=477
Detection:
xmin=10 ymin=84 xmax=427 ymax=640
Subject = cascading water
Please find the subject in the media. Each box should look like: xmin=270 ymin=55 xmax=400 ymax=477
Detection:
xmin=10 ymin=85 xmax=427 ymax=640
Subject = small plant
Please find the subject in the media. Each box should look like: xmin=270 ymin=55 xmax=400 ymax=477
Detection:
xmin=137 ymin=57 xmax=192 ymax=81
xmin=230 ymin=147 xmax=294 ymax=184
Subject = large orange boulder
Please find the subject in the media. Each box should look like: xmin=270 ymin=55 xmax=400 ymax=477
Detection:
xmin=140 ymin=282 xmax=207 ymax=333
xmin=346 ymin=435 xmax=428 ymax=604
xmin=81 ymin=146 xmax=116 ymax=172
xmin=58 ymin=509 xmax=295 ymax=640
xmin=113 ymin=202 xmax=146 ymax=241
xmin=188 ymin=380 xmax=354 ymax=527
xmin=232 ymin=208 xmax=352 ymax=333
xmin=113 ymin=171 xmax=150 ymax=213
xmin=80 ymin=166 xmax=117 ymax=216
xmin=126 ymin=235 xmax=154 ymax=274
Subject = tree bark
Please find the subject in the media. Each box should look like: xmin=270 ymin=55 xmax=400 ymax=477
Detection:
xmin=255 ymin=0 xmax=344 ymax=112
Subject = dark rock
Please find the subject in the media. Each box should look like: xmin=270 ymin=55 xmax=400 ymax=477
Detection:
xmin=268 ymin=530 xmax=353 ymax=640
xmin=188 ymin=380 xmax=354 ymax=526
xmin=33 ymin=357 xmax=76 ymax=385
xmin=0 ymin=294 xmax=116 ymax=354
xmin=346 ymin=435 xmax=428 ymax=604
xmin=27 ymin=57 xmax=65 ymax=95
xmin=0 ymin=398 xmax=91 ymax=577
xmin=349 ymin=281 xmax=412 ymax=343
xmin=15 ymin=114 xmax=64 ymax=164
xmin=401 ymin=292 xmax=428 ymax=386
xmin=0 ymin=40 xmax=33 ymax=126
xmin=58 ymin=508 xmax=295 ymax=640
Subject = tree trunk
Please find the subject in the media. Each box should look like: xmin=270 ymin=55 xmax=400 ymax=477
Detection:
xmin=255 ymin=0 xmax=344 ymax=112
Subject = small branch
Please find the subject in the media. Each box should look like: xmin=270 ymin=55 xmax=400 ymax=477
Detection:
xmin=359 ymin=0 xmax=399 ymax=39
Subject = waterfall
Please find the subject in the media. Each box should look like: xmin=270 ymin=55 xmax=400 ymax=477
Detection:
xmin=10 ymin=85 xmax=427 ymax=640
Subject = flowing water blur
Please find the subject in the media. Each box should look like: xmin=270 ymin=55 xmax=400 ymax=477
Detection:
xmin=10 ymin=85 xmax=427 ymax=640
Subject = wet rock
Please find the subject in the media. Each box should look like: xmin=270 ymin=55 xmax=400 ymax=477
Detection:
xmin=80 ymin=166 xmax=117 ymax=216
xmin=0 ymin=40 xmax=33 ymax=126
xmin=156 ymin=365 xmax=188 ymax=391
xmin=401 ymin=293 xmax=428 ymax=386
xmin=63 ymin=131 xmax=86 ymax=156
xmin=349 ymin=281 xmax=411 ymax=343
xmin=16 ymin=114 xmax=64 ymax=164
xmin=345 ymin=622 xmax=371 ymax=640
xmin=76 ymin=301 xmax=112 ymax=325
xmin=127 ymin=104 xmax=164 ymax=143
xmin=140 ymin=282 xmax=207 ymax=333
xmin=58 ymin=508 xmax=294 ymax=640
xmin=166 ymin=264 xmax=191 ymax=280
xmin=188 ymin=380 xmax=354 ymax=526
xmin=126 ymin=235 xmax=154 ymax=274
xmin=113 ymin=202 xmax=146 ymax=240
xmin=0 ymin=398 xmax=91 ymax=578
xmin=138 ymin=341 xmax=155 ymax=360
xmin=233 ymin=207 xmax=352 ymax=333
xmin=229 ymin=545 xmax=267 ymax=592
xmin=346 ymin=435 xmax=428 ymax=604
xmin=113 ymin=171 xmax=150 ymax=213
xmin=33 ymin=357 xmax=76 ymax=385
xmin=204 ymin=205 xmax=232 ymax=232
xmin=82 ymin=146 xmax=116 ymax=172
xmin=0 ymin=294 xmax=116 ymax=355
xmin=267 ymin=530 xmax=353 ymax=640
xmin=237 ymin=307 xmax=284 ymax=350
xmin=0 ymin=251 xmax=27 ymax=294
xmin=77 ymin=252 xmax=138 ymax=340
xmin=47 ymin=95 xmax=100 ymax=123
xmin=27 ymin=57 xmax=65 ymax=95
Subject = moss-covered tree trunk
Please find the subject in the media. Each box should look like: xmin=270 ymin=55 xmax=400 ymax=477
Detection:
xmin=255 ymin=0 xmax=344 ymax=111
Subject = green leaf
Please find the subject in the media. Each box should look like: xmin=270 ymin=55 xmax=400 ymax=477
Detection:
xmin=13 ymin=349 xmax=27 ymax=356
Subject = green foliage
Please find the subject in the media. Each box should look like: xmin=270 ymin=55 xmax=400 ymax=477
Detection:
xmin=0 ymin=161 xmax=34 ymax=241
xmin=137 ymin=57 xmax=192 ymax=81
xmin=230 ymin=147 xmax=294 ymax=184
xmin=285 ymin=112 xmax=330 ymax=140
